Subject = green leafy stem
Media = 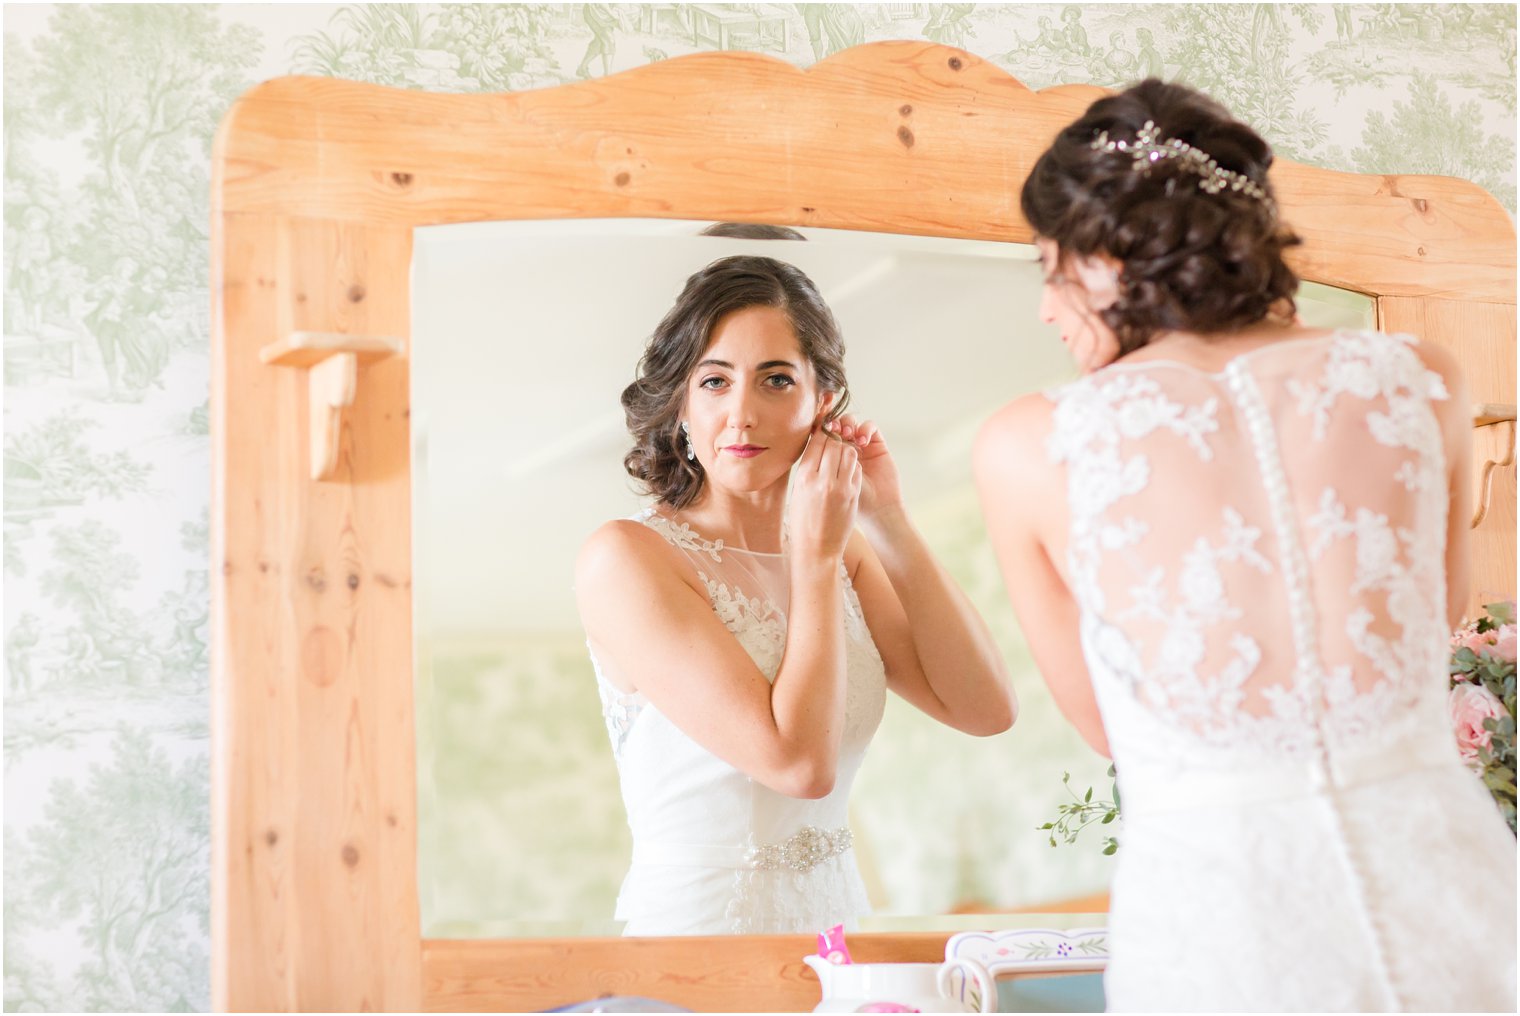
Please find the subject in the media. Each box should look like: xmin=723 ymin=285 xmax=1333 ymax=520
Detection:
xmin=1039 ymin=763 xmax=1120 ymax=855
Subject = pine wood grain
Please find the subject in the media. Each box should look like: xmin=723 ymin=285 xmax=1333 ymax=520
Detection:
xmin=1379 ymin=297 xmax=1518 ymax=618
xmin=213 ymin=212 xmax=420 ymax=1011
xmin=421 ymin=934 xmax=951 ymax=1013
xmin=213 ymin=212 xmax=301 ymax=1012
xmin=214 ymin=44 xmax=1514 ymax=303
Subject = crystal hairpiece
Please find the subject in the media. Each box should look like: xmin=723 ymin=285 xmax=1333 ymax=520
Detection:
xmin=1090 ymin=120 xmax=1270 ymax=204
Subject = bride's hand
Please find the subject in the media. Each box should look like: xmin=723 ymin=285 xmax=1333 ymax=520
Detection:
xmin=824 ymin=414 xmax=902 ymax=520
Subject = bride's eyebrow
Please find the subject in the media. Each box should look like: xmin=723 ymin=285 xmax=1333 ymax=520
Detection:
xmin=697 ymin=359 xmax=799 ymax=371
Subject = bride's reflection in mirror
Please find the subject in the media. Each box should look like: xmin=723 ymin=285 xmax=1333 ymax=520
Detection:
xmin=410 ymin=221 xmax=1374 ymax=937
xmin=577 ymin=251 xmax=1013 ymax=935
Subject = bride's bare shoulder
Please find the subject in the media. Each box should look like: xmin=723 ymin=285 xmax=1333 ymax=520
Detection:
xmin=974 ymin=391 xmax=1058 ymax=476
xmin=577 ymin=517 xmax=672 ymax=577
xmin=575 ymin=517 xmax=699 ymax=606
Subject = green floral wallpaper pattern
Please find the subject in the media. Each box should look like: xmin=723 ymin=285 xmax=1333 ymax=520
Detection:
xmin=3 ymin=4 xmax=1514 ymax=1011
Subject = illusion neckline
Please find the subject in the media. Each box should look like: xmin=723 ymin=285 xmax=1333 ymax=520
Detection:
xmin=1098 ymin=329 xmax=1361 ymax=381
xmin=642 ymin=507 xmax=786 ymax=557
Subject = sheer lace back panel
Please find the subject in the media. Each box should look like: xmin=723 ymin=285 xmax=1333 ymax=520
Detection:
xmin=1048 ymin=332 xmax=1455 ymax=789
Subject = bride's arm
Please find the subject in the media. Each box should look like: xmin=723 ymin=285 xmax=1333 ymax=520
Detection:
xmin=577 ymin=525 xmax=849 ymax=798
xmin=848 ymin=517 xmax=1016 ymax=736
xmin=827 ymin=416 xmax=1015 ymax=736
xmin=973 ymin=395 xmax=1111 ymax=758
xmin=575 ymin=423 xmax=863 ymax=799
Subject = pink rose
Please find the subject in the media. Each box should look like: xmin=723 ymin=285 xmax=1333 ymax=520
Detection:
xmin=1449 ymin=682 xmax=1508 ymax=767
xmin=1459 ymin=629 xmax=1499 ymax=655
xmin=1493 ymin=624 xmax=1517 ymax=663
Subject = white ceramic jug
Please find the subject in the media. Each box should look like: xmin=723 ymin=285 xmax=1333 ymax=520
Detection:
xmin=802 ymin=956 xmax=996 ymax=1013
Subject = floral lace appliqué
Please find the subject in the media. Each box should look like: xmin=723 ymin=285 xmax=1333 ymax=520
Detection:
xmin=594 ymin=667 xmax=645 ymax=764
xmin=699 ymin=571 xmax=787 ymax=679
xmin=1048 ymin=331 xmax=1451 ymax=758
xmin=638 ymin=508 xmax=726 ymax=561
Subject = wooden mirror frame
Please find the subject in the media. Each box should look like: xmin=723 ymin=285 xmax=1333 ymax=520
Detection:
xmin=211 ymin=42 xmax=1516 ymax=1012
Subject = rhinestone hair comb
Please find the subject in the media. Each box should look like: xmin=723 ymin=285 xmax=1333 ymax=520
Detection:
xmin=1090 ymin=120 xmax=1271 ymax=204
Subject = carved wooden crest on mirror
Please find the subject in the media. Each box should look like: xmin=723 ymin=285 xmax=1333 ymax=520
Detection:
xmin=210 ymin=41 xmax=1516 ymax=1012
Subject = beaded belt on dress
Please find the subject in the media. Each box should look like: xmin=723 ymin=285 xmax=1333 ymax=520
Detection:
xmin=629 ymin=825 xmax=853 ymax=873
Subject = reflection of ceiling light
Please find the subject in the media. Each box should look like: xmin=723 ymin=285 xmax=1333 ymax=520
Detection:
xmin=826 ymin=256 xmax=899 ymax=306
xmin=500 ymin=409 xmax=625 ymax=480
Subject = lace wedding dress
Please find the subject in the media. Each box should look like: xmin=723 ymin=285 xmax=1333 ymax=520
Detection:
xmin=590 ymin=508 xmax=887 ymax=935
xmin=1046 ymin=330 xmax=1516 ymax=1011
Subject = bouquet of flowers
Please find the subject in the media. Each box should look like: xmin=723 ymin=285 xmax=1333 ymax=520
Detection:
xmin=1449 ymin=600 xmax=1517 ymax=834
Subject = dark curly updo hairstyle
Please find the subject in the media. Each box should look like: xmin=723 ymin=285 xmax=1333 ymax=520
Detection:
xmin=1021 ymin=78 xmax=1302 ymax=354
xmin=621 ymin=255 xmax=849 ymax=509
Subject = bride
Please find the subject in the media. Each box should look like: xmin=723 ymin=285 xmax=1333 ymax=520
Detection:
xmin=576 ymin=254 xmax=1014 ymax=935
xmin=974 ymin=78 xmax=1517 ymax=1010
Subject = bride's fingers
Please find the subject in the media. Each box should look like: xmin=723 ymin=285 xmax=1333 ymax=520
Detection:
xmin=801 ymin=420 xmax=827 ymax=470
xmin=854 ymin=420 xmax=880 ymax=447
xmin=818 ymin=426 xmax=843 ymax=475
xmin=837 ymin=441 xmax=858 ymax=480
xmin=831 ymin=413 xmax=858 ymax=441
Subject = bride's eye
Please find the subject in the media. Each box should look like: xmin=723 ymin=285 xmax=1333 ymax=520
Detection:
xmin=764 ymin=374 xmax=796 ymax=389
xmin=699 ymin=376 xmax=728 ymax=390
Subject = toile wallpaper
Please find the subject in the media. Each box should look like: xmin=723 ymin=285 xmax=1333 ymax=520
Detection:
xmin=3 ymin=4 xmax=1514 ymax=1011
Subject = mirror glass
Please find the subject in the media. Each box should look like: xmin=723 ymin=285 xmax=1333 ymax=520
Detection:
xmin=411 ymin=219 xmax=1374 ymax=936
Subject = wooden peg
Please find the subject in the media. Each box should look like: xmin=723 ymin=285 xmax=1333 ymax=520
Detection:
xmin=259 ymin=331 xmax=403 ymax=481
xmin=1471 ymin=404 xmax=1517 ymax=529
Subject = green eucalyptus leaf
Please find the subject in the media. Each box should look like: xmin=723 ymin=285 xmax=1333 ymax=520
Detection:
xmin=1484 ymin=601 xmax=1515 ymax=626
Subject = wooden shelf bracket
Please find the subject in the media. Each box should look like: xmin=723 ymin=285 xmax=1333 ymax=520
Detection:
xmin=259 ymin=331 xmax=404 ymax=481
xmin=1472 ymin=403 xmax=1517 ymax=529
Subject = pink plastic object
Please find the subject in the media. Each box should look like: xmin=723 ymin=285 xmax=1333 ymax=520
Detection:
xmin=817 ymin=924 xmax=854 ymax=966
xmin=853 ymin=1004 xmax=921 ymax=1013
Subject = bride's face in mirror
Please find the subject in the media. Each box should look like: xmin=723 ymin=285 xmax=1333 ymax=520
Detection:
xmin=684 ymin=306 xmax=825 ymax=495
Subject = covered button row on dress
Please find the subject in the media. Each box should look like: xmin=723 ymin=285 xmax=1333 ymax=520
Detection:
xmin=1226 ymin=364 xmax=1322 ymax=687
xmin=744 ymin=825 xmax=853 ymax=873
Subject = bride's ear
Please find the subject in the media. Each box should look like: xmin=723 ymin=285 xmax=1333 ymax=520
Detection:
xmin=816 ymin=390 xmax=837 ymax=423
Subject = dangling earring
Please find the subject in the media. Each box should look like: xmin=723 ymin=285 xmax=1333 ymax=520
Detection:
xmin=680 ymin=421 xmax=695 ymax=461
